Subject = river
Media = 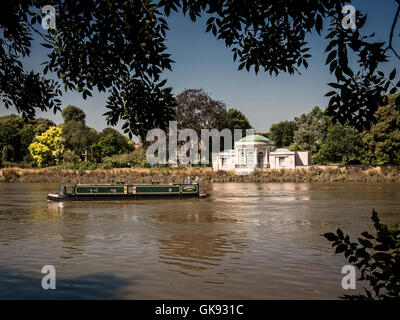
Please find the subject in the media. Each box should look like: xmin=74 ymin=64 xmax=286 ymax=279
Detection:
xmin=0 ymin=182 xmax=399 ymax=299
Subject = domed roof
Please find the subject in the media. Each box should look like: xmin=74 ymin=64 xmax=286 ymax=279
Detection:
xmin=238 ymin=134 xmax=270 ymax=143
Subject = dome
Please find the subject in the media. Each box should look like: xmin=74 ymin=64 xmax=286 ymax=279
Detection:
xmin=238 ymin=134 xmax=271 ymax=143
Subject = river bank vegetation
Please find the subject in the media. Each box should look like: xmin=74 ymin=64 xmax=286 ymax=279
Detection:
xmin=1 ymin=166 xmax=399 ymax=184
xmin=0 ymin=93 xmax=399 ymax=171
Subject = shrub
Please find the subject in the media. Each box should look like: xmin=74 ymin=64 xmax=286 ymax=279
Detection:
xmin=63 ymin=149 xmax=80 ymax=163
xmin=58 ymin=160 xmax=98 ymax=170
xmin=102 ymin=149 xmax=148 ymax=168
xmin=324 ymin=210 xmax=400 ymax=300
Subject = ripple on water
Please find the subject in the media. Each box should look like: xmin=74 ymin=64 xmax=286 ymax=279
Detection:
xmin=0 ymin=182 xmax=399 ymax=299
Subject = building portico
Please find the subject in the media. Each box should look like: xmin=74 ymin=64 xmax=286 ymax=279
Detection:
xmin=212 ymin=134 xmax=311 ymax=173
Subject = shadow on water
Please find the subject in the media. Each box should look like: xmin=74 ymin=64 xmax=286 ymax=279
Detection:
xmin=0 ymin=266 xmax=135 ymax=299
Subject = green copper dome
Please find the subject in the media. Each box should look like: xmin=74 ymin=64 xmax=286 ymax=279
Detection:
xmin=238 ymin=134 xmax=270 ymax=143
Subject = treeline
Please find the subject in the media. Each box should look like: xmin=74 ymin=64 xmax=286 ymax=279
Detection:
xmin=1 ymin=91 xmax=399 ymax=169
xmin=0 ymin=89 xmax=253 ymax=169
xmin=266 ymin=94 xmax=400 ymax=165
xmin=0 ymin=105 xmax=147 ymax=169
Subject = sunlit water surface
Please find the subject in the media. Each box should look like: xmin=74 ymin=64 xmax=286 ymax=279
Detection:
xmin=0 ymin=182 xmax=399 ymax=299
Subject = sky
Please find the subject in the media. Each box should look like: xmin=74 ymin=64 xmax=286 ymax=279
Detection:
xmin=1 ymin=0 xmax=399 ymax=141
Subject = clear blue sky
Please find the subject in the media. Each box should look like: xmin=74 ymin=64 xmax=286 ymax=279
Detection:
xmin=1 ymin=0 xmax=399 ymax=141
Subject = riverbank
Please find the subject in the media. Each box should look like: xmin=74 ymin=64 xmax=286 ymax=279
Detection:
xmin=1 ymin=166 xmax=399 ymax=183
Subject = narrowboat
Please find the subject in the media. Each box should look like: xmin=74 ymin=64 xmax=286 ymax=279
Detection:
xmin=47 ymin=183 xmax=207 ymax=201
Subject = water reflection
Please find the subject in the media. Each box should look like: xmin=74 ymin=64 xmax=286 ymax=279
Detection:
xmin=47 ymin=202 xmax=65 ymax=216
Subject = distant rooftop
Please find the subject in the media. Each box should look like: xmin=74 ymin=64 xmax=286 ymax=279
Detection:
xmin=273 ymin=148 xmax=293 ymax=153
xmin=238 ymin=134 xmax=270 ymax=143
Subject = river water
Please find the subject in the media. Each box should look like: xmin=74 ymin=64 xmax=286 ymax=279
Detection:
xmin=0 ymin=182 xmax=399 ymax=299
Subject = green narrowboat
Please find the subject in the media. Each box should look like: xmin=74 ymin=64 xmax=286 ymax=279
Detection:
xmin=47 ymin=183 xmax=207 ymax=201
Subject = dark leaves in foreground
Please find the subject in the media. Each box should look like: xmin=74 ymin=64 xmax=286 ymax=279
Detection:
xmin=323 ymin=209 xmax=400 ymax=300
xmin=1 ymin=0 xmax=400 ymax=135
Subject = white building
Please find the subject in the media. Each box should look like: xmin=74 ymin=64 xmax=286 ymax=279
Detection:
xmin=212 ymin=134 xmax=311 ymax=174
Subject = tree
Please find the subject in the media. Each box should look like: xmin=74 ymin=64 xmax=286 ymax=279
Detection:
xmin=174 ymin=88 xmax=228 ymax=134
xmin=91 ymin=128 xmax=134 ymax=160
xmin=1 ymin=146 xmax=12 ymax=164
xmin=100 ymin=128 xmax=134 ymax=153
xmin=267 ymin=121 xmax=297 ymax=148
xmin=28 ymin=126 xmax=64 ymax=167
xmin=93 ymin=135 xmax=119 ymax=158
xmin=0 ymin=114 xmax=55 ymax=163
xmin=4 ymin=1 xmax=399 ymax=135
xmin=61 ymin=120 xmax=99 ymax=160
xmin=292 ymin=107 xmax=327 ymax=153
xmin=361 ymin=95 xmax=400 ymax=165
xmin=313 ymin=122 xmax=362 ymax=164
xmin=226 ymin=108 xmax=252 ymax=134
xmin=324 ymin=210 xmax=400 ymax=300
xmin=19 ymin=124 xmax=36 ymax=153
xmin=61 ymin=105 xmax=86 ymax=124
xmin=0 ymin=114 xmax=23 ymax=162
xmin=62 ymin=149 xmax=80 ymax=164
xmin=31 ymin=118 xmax=56 ymax=135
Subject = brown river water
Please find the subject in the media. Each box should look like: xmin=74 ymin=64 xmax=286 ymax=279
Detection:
xmin=0 ymin=182 xmax=399 ymax=299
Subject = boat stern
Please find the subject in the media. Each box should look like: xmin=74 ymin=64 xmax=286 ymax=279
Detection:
xmin=47 ymin=193 xmax=65 ymax=201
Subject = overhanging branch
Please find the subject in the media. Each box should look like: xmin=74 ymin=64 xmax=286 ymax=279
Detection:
xmin=385 ymin=1 xmax=400 ymax=60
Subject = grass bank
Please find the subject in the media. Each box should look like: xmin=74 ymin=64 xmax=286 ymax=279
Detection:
xmin=1 ymin=166 xmax=400 ymax=183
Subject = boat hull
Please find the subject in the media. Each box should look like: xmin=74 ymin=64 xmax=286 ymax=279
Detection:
xmin=47 ymin=184 xmax=205 ymax=201
xmin=47 ymin=193 xmax=200 ymax=201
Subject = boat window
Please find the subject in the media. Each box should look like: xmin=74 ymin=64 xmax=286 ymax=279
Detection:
xmin=128 ymin=187 xmax=136 ymax=194
xmin=65 ymin=186 xmax=74 ymax=195
xmin=59 ymin=185 xmax=64 ymax=194
xmin=90 ymin=188 xmax=98 ymax=193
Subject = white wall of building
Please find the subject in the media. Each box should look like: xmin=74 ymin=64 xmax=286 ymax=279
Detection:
xmin=212 ymin=151 xmax=235 ymax=171
xmin=211 ymin=136 xmax=311 ymax=172
xmin=269 ymin=152 xmax=296 ymax=169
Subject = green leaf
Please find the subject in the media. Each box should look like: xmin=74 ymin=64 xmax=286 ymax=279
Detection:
xmin=344 ymin=249 xmax=353 ymax=258
xmin=158 ymin=79 xmax=167 ymax=87
xmin=323 ymin=232 xmax=338 ymax=242
xmin=325 ymin=91 xmax=336 ymax=97
xmin=326 ymin=50 xmax=337 ymax=65
xmin=371 ymin=210 xmax=379 ymax=223
xmin=364 ymin=288 xmax=372 ymax=299
xmin=372 ymin=252 xmax=391 ymax=261
xmin=355 ymin=248 xmax=369 ymax=258
xmin=335 ymin=244 xmax=347 ymax=254
xmin=358 ymin=238 xmax=373 ymax=248
xmin=389 ymin=69 xmax=396 ymax=81
xmin=349 ymin=256 xmax=357 ymax=263
xmin=374 ymin=244 xmax=390 ymax=251
xmin=41 ymin=43 xmax=54 ymax=49
xmin=361 ymin=231 xmax=375 ymax=240
xmin=328 ymin=82 xmax=342 ymax=89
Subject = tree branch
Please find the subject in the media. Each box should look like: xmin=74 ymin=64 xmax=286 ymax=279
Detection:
xmin=385 ymin=2 xmax=400 ymax=60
